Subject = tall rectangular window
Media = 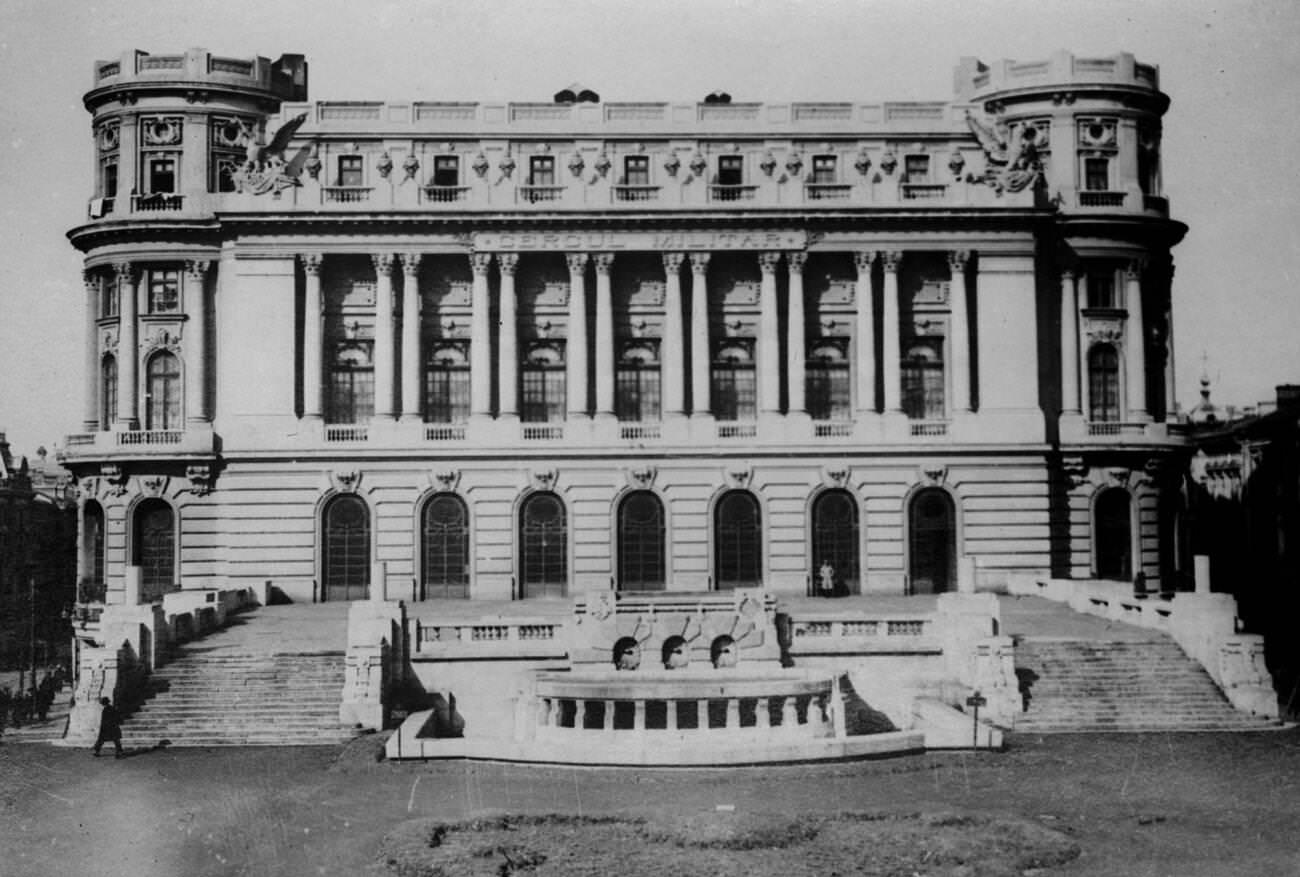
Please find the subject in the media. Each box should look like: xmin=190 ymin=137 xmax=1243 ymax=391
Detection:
xmin=521 ymin=342 xmax=565 ymax=423
xmin=812 ymin=155 xmax=837 ymax=183
xmin=1084 ymin=157 xmax=1110 ymax=191
xmin=148 ymin=269 xmax=180 ymax=313
xmin=615 ymin=341 xmax=661 ymax=422
xmin=807 ymin=339 xmax=851 ymax=420
xmin=424 ymin=342 xmax=470 ymax=423
xmin=338 ymin=155 xmax=364 ymax=186
xmin=529 ymin=156 xmax=556 ymax=186
xmin=100 ymin=281 xmax=119 ymax=319
xmin=717 ymin=155 xmax=744 ymax=185
xmin=146 ymin=156 xmax=177 ymax=193
xmin=1086 ymin=271 xmax=1117 ymax=309
xmin=904 ymin=155 xmax=930 ymax=183
xmin=624 ymin=155 xmax=650 ymax=185
xmin=102 ymin=158 xmax=119 ymax=199
xmin=901 ymin=339 xmax=945 ymax=420
xmin=432 ymin=156 xmax=459 ymax=186
xmin=328 ymin=342 xmax=374 ymax=424
xmin=711 ymin=341 xmax=756 ymax=421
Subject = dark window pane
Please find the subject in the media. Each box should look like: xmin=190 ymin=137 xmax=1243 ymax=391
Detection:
xmin=148 ymin=157 xmax=176 ymax=193
xmin=715 ymin=491 xmax=761 ymax=589
xmin=717 ymin=155 xmax=743 ymax=185
xmin=616 ymin=364 xmax=661 ymax=421
xmin=909 ymin=489 xmax=955 ymax=594
xmin=146 ymin=352 xmax=181 ymax=430
xmin=149 ymin=270 xmax=180 ymax=313
xmin=1095 ymin=488 xmax=1132 ymax=579
xmin=530 ymin=156 xmax=555 ymax=185
xmin=422 ymin=494 xmax=469 ymax=598
xmin=905 ymin=155 xmax=929 ymax=182
xmin=901 ymin=342 xmax=945 ymax=420
xmin=134 ymin=500 xmax=174 ymax=601
xmin=624 ymin=155 xmax=649 ymax=185
xmin=101 ymin=357 xmax=117 ymax=430
xmin=812 ymin=155 xmax=836 ymax=183
xmin=521 ymin=493 xmax=567 ymax=597
xmin=812 ymin=490 xmax=859 ymax=594
xmin=433 ymin=156 xmax=459 ymax=186
xmin=1084 ymin=157 xmax=1109 ymax=191
xmin=323 ymin=494 xmax=370 ymax=601
xmin=338 ymin=156 xmax=364 ymax=186
xmin=1088 ymin=344 xmax=1120 ymax=421
xmin=618 ymin=491 xmax=665 ymax=590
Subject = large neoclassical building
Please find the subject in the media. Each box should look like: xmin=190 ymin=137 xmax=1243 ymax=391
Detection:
xmin=62 ymin=48 xmax=1187 ymax=609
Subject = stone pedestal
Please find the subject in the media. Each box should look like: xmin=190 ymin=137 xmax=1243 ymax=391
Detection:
xmin=339 ymin=598 xmax=407 ymax=729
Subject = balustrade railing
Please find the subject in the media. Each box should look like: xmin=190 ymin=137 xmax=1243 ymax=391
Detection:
xmin=1085 ymin=420 xmax=1146 ymax=437
xmin=66 ymin=433 xmax=96 ymax=447
xmin=522 ymin=424 xmax=564 ymax=440
xmin=117 ymin=430 xmax=183 ymax=446
xmin=324 ymin=424 xmax=369 ymax=442
xmin=805 ymin=184 xmax=852 ymax=201
xmin=709 ymin=184 xmax=758 ymax=202
xmin=415 ymin=618 xmax=563 ymax=655
xmin=813 ymin=420 xmax=853 ymax=438
xmin=424 ymin=423 xmax=466 ymax=441
xmin=717 ymin=422 xmax=757 ymax=439
xmin=131 ymin=193 xmax=184 ymax=212
xmin=321 ymin=186 xmax=374 ymax=204
xmin=421 ymin=185 xmax=470 ymax=203
xmin=909 ymin=420 xmax=949 ymax=437
xmin=1078 ymin=190 xmax=1127 ymax=207
xmin=612 ymin=185 xmax=661 ymax=203
xmin=901 ymin=183 xmax=948 ymax=201
xmin=619 ymin=421 xmax=661 ymax=440
xmin=518 ymin=185 xmax=565 ymax=204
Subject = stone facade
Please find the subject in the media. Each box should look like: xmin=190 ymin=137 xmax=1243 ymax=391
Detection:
xmin=62 ymin=49 xmax=1188 ymax=626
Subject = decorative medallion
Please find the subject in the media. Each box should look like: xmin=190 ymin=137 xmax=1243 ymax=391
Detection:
xmin=663 ymin=152 xmax=681 ymax=177
xmin=593 ymin=152 xmax=611 ymax=177
xmin=785 ymin=152 xmax=803 ymax=176
xmin=402 ymin=153 xmax=419 ymax=179
xmin=759 ymin=151 xmax=777 ymax=176
xmin=688 ymin=151 xmax=707 ymax=177
xmin=568 ymin=151 xmax=585 ymax=177
xmin=498 ymin=153 xmax=516 ymax=178
xmin=101 ymin=464 xmax=127 ymax=497
xmin=141 ymin=117 xmax=183 ymax=146
xmin=854 ymin=148 xmax=872 ymax=176
xmin=879 ymin=151 xmax=898 ymax=175
xmin=97 ymin=121 xmax=120 ymax=153
xmin=472 ymin=151 xmax=490 ymax=178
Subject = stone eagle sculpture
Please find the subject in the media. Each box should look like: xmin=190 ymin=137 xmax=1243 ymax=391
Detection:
xmin=965 ymin=111 xmax=1043 ymax=195
xmin=232 ymin=113 xmax=311 ymax=195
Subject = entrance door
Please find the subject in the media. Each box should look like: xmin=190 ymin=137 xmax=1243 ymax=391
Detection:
xmin=323 ymin=494 xmax=370 ymax=601
xmin=909 ymin=489 xmax=955 ymax=594
xmin=1095 ymin=488 xmax=1132 ymax=580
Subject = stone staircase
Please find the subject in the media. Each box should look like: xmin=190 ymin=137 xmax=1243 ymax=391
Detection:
xmin=119 ymin=650 xmax=358 ymax=747
xmin=1012 ymin=637 xmax=1280 ymax=732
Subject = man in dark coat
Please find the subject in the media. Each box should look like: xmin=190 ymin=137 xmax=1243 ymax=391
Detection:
xmin=92 ymin=697 xmax=123 ymax=758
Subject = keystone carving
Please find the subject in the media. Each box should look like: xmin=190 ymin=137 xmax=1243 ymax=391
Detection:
xmin=333 ymin=470 xmax=361 ymax=493
xmin=531 ymin=468 xmax=558 ymax=492
xmin=625 ymin=466 xmax=657 ymax=489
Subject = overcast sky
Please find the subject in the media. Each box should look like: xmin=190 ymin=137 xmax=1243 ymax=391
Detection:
xmin=1 ymin=0 xmax=1297 ymax=456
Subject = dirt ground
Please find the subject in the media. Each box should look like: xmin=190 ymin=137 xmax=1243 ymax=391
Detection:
xmin=1 ymin=729 xmax=1298 ymax=877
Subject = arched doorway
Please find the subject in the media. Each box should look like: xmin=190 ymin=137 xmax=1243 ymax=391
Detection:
xmin=1094 ymin=488 xmax=1132 ymax=580
xmin=133 ymin=498 xmax=175 ymax=602
xmin=520 ymin=493 xmax=567 ymax=598
xmin=908 ymin=488 xmax=956 ymax=594
xmin=322 ymin=494 xmax=370 ymax=601
xmin=421 ymin=494 xmax=469 ymax=599
xmin=715 ymin=490 xmax=761 ymax=590
xmin=617 ymin=491 xmax=665 ymax=590
xmin=811 ymin=489 xmax=859 ymax=595
xmin=83 ymin=501 xmax=106 ymax=603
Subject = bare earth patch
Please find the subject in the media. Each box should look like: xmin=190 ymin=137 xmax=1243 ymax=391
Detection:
xmin=377 ymin=810 xmax=1080 ymax=877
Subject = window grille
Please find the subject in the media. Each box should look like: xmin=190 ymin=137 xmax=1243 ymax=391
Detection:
xmin=520 ymin=493 xmax=567 ymax=597
xmin=812 ymin=489 xmax=859 ymax=594
xmin=615 ymin=341 xmax=661 ymax=422
xmin=328 ymin=341 xmax=374 ymax=424
xmin=715 ymin=491 xmax=761 ymax=589
xmin=807 ymin=339 xmax=851 ymax=420
xmin=134 ymin=499 xmax=175 ymax=601
xmin=521 ymin=343 xmax=565 ymax=423
xmin=1088 ymin=344 xmax=1120 ymax=422
xmin=146 ymin=352 xmax=181 ymax=430
xmin=901 ymin=340 xmax=945 ymax=420
xmin=618 ymin=491 xmax=665 ymax=590
xmin=323 ymin=494 xmax=370 ymax=601
xmin=421 ymin=494 xmax=469 ymax=598
xmin=424 ymin=342 xmax=470 ymax=423
xmin=711 ymin=341 xmax=755 ymax=422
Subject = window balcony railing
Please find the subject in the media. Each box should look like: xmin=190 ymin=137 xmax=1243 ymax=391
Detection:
xmin=612 ymin=185 xmax=661 ymax=203
xmin=1085 ymin=420 xmax=1146 ymax=437
xmin=709 ymin=184 xmax=758 ymax=202
xmin=321 ymin=186 xmax=374 ymax=204
xmin=805 ymin=184 xmax=851 ymax=201
xmin=324 ymin=424 xmax=369 ymax=442
xmin=131 ymin=193 xmax=184 ymax=212
xmin=900 ymin=184 xmax=948 ymax=201
xmin=518 ymin=185 xmax=565 ymax=204
xmin=422 ymin=185 xmax=470 ymax=204
xmin=1078 ymin=190 xmax=1127 ymax=208
xmin=522 ymin=423 xmax=564 ymax=440
xmin=909 ymin=420 xmax=949 ymax=437
xmin=717 ymin=422 xmax=757 ymax=439
xmin=813 ymin=420 xmax=854 ymax=438
xmin=619 ymin=421 xmax=661 ymax=440
xmin=87 ymin=197 xmax=116 ymax=219
xmin=117 ymin=430 xmax=184 ymax=446
xmin=424 ymin=423 xmax=467 ymax=441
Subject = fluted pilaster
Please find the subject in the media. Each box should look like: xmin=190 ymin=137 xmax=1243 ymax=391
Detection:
xmin=497 ymin=253 xmax=519 ymax=420
xmin=301 ymin=254 xmax=324 ymax=421
xmin=400 ymin=253 xmax=423 ymax=421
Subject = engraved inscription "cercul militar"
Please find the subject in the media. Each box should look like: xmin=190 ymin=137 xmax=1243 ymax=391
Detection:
xmin=472 ymin=230 xmax=806 ymax=252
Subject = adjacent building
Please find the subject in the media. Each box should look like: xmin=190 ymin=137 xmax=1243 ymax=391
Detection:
xmin=61 ymin=49 xmax=1188 ymax=623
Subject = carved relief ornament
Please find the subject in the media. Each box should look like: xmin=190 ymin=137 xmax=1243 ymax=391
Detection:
xmin=724 ymin=466 xmax=753 ymax=490
xmin=531 ymin=468 xmax=559 ymax=492
xmin=625 ymin=466 xmax=657 ymax=489
xmin=186 ymin=465 xmax=213 ymax=496
xmin=332 ymin=470 xmax=362 ymax=493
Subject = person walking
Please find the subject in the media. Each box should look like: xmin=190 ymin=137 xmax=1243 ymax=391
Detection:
xmin=92 ymin=697 xmax=123 ymax=759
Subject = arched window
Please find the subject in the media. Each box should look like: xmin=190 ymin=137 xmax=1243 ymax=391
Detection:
xmin=133 ymin=498 xmax=175 ymax=602
xmin=520 ymin=493 xmax=567 ymax=598
xmin=322 ymin=494 xmax=370 ymax=601
xmin=82 ymin=501 xmax=106 ymax=603
xmin=908 ymin=488 xmax=956 ymax=594
xmin=1094 ymin=488 xmax=1132 ymax=580
xmin=145 ymin=351 xmax=181 ymax=430
xmin=901 ymin=340 xmax=945 ymax=420
xmin=1088 ymin=344 xmax=1120 ymax=422
xmin=618 ymin=491 xmax=665 ymax=590
xmin=812 ymin=489 xmax=860 ymax=595
xmin=101 ymin=355 xmax=117 ymax=431
xmin=424 ymin=343 xmax=470 ymax=424
xmin=807 ymin=339 xmax=851 ymax=421
xmin=421 ymin=494 xmax=469 ymax=599
xmin=715 ymin=490 xmax=761 ymax=589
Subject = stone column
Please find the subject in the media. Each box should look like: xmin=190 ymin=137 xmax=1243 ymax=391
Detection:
xmin=84 ymin=272 xmax=100 ymax=430
xmin=593 ymin=253 xmax=616 ymax=420
xmin=399 ymin=253 xmax=423 ymax=421
xmin=758 ymin=252 xmax=781 ymax=416
xmin=689 ymin=252 xmax=712 ymax=418
xmin=853 ymin=251 xmax=876 ymax=415
xmin=661 ymin=253 xmax=686 ymax=418
xmin=881 ymin=251 xmax=903 ymax=414
xmin=372 ymin=254 xmax=396 ymax=419
xmin=184 ymin=260 xmax=211 ymax=425
xmin=497 ymin=253 xmax=519 ymax=421
xmin=1059 ymin=267 xmax=1081 ymax=416
xmin=114 ymin=262 xmax=138 ymax=429
xmin=1164 ymin=264 xmax=1177 ymax=421
xmin=301 ymin=254 xmax=324 ymax=422
xmin=566 ymin=253 xmax=590 ymax=419
xmin=786 ymin=251 xmax=807 ymax=416
xmin=948 ymin=250 xmax=972 ymax=413
xmin=469 ymin=252 xmax=493 ymax=420
xmin=1125 ymin=260 xmax=1149 ymax=421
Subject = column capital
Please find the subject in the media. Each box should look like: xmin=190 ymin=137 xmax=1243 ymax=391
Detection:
xmin=371 ymin=253 xmax=396 ymax=276
xmin=113 ymin=261 xmax=134 ymax=281
xmin=853 ymin=250 xmax=876 ymax=274
xmin=184 ymin=259 xmax=210 ymax=280
xmin=470 ymin=251 xmax=493 ymax=275
xmin=1125 ymin=258 xmax=1146 ymax=281
xmin=566 ymin=252 xmax=589 ymax=274
xmin=758 ymin=251 xmax=782 ymax=274
xmin=689 ymin=252 xmax=711 ymax=274
xmin=399 ymin=252 xmax=422 ymax=275
xmin=593 ymin=253 xmax=615 ymax=275
xmin=1060 ymin=265 xmax=1077 ymax=282
xmin=497 ymin=252 xmax=519 ymax=275
xmin=300 ymin=253 xmax=323 ymax=276
xmin=786 ymin=250 xmax=807 ymax=272
xmin=947 ymin=250 xmax=970 ymax=272
xmin=662 ymin=252 xmax=685 ymax=274
xmin=881 ymin=251 xmax=903 ymax=272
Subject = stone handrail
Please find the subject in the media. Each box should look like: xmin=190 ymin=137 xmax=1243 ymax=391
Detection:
xmin=414 ymin=617 xmax=568 ymax=659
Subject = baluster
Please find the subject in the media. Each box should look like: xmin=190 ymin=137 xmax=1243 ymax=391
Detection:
xmin=603 ymin=699 xmax=615 ymax=731
xmin=666 ymin=700 xmax=678 ymax=732
xmin=633 ymin=699 xmax=646 ymax=731
xmin=756 ymin=697 xmax=770 ymax=729
xmin=726 ymin=698 xmax=740 ymax=729
xmin=781 ymin=696 xmax=798 ymax=729
xmin=697 ymin=699 xmax=708 ymax=730
xmin=574 ymin=700 xmax=587 ymax=730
